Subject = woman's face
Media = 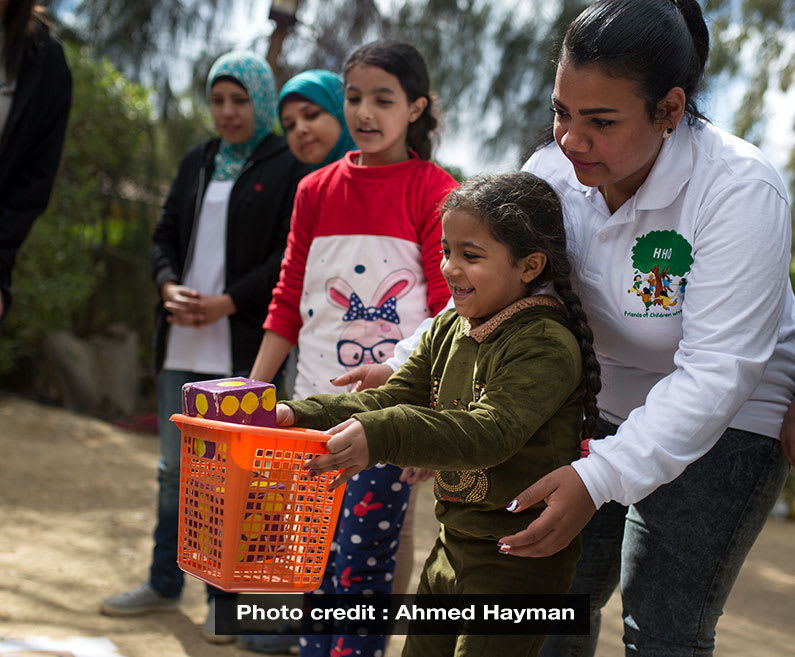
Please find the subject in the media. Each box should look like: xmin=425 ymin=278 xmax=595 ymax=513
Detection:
xmin=551 ymin=56 xmax=667 ymax=211
xmin=280 ymin=99 xmax=342 ymax=165
xmin=209 ymin=80 xmax=255 ymax=144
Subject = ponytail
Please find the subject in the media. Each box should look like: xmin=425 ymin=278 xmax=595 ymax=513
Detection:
xmin=552 ymin=276 xmax=602 ymax=438
xmin=406 ymin=91 xmax=438 ymax=160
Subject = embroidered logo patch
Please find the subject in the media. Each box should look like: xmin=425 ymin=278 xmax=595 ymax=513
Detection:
xmin=626 ymin=230 xmax=693 ymax=318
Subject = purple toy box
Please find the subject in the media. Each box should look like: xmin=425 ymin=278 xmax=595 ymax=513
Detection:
xmin=181 ymin=377 xmax=277 ymax=427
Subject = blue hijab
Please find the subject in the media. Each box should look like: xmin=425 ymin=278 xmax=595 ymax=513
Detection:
xmin=206 ymin=50 xmax=276 ymax=181
xmin=277 ymin=69 xmax=356 ymax=170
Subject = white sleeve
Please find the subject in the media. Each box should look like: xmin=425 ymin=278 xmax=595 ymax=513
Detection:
xmin=572 ymin=180 xmax=791 ymax=507
xmin=385 ymin=297 xmax=454 ymax=371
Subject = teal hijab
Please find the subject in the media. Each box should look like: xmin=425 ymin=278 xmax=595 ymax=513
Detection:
xmin=277 ymin=69 xmax=356 ymax=170
xmin=206 ymin=50 xmax=276 ymax=181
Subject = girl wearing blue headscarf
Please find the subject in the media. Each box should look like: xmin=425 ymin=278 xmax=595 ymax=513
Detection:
xmin=100 ymin=50 xmax=309 ymax=643
xmin=277 ymin=69 xmax=356 ymax=169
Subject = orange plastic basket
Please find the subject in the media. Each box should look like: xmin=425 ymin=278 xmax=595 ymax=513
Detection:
xmin=171 ymin=413 xmax=346 ymax=592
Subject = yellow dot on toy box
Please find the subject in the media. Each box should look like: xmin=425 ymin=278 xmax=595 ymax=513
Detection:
xmin=218 ymin=380 xmax=246 ymax=387
xmin=262 ymin=387 xmax=277 ymax=411
xmin=195 ymin=393 xmax=209 ymax=416
xmin=193 ymin=438 xmax=216 ymax=459
xmin=221 ymin=395 xmax=240 ymax=416
xmin=241 ymin=391 xmax=259 ymax=415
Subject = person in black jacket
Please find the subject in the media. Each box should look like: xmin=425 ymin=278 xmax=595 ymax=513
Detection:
xmin=0 ymin=0 xmax=71 ymax=322
xmin=99 ymin=50 xmax=309 ymax=642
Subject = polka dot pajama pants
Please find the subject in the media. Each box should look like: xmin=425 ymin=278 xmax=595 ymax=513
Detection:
xmin=300 ymin=463 xmax=411 ymax=657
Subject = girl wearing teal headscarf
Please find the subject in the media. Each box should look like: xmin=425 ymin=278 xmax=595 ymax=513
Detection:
xmin=206 ymin=50 xmax=277 ymax=180
xmin=101 ymin=49 xmax=308 ymax=645
xmin=277 ymin=69 xmax=356 ymax=169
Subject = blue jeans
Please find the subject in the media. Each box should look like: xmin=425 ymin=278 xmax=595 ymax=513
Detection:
xmin=541 ymin=418 xmax=789 ymax=657
xmin=149 ymin=369 xmax=231 ymax=599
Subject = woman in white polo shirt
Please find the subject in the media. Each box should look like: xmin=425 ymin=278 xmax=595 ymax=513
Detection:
xmin=497 ymin=0 xmax=795 ymax=654
xmin=337 ymin=0 xmax=795 ymax=654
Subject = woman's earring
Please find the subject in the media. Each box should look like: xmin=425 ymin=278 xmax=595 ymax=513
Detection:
xmin=662 ymin=127 xmax=674 ymax=140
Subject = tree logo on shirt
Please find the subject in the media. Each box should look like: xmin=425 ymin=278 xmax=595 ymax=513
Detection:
xmin=627 ymin=230 xmax=693 ymax=316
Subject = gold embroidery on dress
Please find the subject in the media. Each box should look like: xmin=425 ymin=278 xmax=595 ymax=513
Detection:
xmin=435 ymin=469 xmax=490 ymax=503
xmin=430 ymin=375 xmax=441 ymax=409
xmin=472 ymin=379 xmax=486 ymax=403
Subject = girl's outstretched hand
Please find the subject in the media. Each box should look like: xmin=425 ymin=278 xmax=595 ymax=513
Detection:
xmin=276 ymin=403 xmax=295 ymax=426
xmin=305 ymin=418 xmax=370 ymax=491
xmin=497 ymin=465 xmax=596 ymax=557
xmin=331 ymin=364 xmax=393 ymax=391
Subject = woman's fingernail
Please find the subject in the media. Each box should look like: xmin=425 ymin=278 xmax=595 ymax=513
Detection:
xmin=499 ymin=545 xmax=511 ymax=554
xmin=506 ymin=500 xmax=519 ymax=512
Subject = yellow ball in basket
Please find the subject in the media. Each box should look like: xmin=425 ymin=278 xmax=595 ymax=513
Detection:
xmin=237 ymin=480 xmax=287 ymax=563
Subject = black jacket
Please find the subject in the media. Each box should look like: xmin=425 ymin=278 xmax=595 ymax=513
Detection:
xmin=0 ymin=19 xmax=72 ymax=316
xmin=151 ymin=134 xmax=309 ymax=374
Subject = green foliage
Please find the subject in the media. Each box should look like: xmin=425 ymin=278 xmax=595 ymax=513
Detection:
xmin=51 ymin=0 xmax=795 ymax=189
xmin=706 ymin=0 xmax=795 ymax=197
xmin=0 ymin=44 xmax=158 ymax=378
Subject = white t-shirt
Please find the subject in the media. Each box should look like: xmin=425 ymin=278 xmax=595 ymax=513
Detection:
xmin=389 ymin=119 xmax=795 ymax=508
xmin=163 ymin=180 xmax=234 ymax=375
xmin=0 ymin=30 xmax=14 ymax=136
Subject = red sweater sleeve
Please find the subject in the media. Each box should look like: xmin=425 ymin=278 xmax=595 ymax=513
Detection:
xmin=263 ymin=178 xmax=317 ymax=343
xmin=419 ymin=165 xmax=458 ymax=314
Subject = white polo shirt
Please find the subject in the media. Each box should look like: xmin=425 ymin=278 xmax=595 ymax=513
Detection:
xmin=523 ymin=119 xmax=795 ymax=507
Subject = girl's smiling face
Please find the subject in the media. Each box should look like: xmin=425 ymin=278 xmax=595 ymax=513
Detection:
xmin=343 ymin=64 xmax=427 ymax=166
xmin=441 ymin=210 xmax=544 ymax=324
xmin=280 ymin=99 xmax=342 ymax=165
xmin=209 ymin=80 xmax=255 ymax=144
xmin=552 ymin=56 xmax=678 ymax=212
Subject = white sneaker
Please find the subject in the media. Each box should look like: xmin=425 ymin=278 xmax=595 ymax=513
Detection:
xmin=99 ymin=582 xmax=179 ymax=616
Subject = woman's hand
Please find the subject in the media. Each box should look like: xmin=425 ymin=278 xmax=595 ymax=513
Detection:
xmin=780 ymin=396 xmax=795 ymax=467
xmin=400 ymin=467 xmax=435 ymax=484
xmin=331 ymin=364 xmax=393 ymax=391
xmin=198 ymin=293 xmax=236 ymax=325
xmin=305 ymin=418 xmax=370 ymax=491
xmin=276 ymin=403 xmax=295 ymax=426
xmin=497 ymin=465 xmax=596 ymax=557
xmin=161 ymin=282 xmax=203 ymax=326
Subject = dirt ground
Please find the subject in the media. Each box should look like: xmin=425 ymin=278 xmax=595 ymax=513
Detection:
xmin=1 ymin=394 xmax=794 ymax=657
